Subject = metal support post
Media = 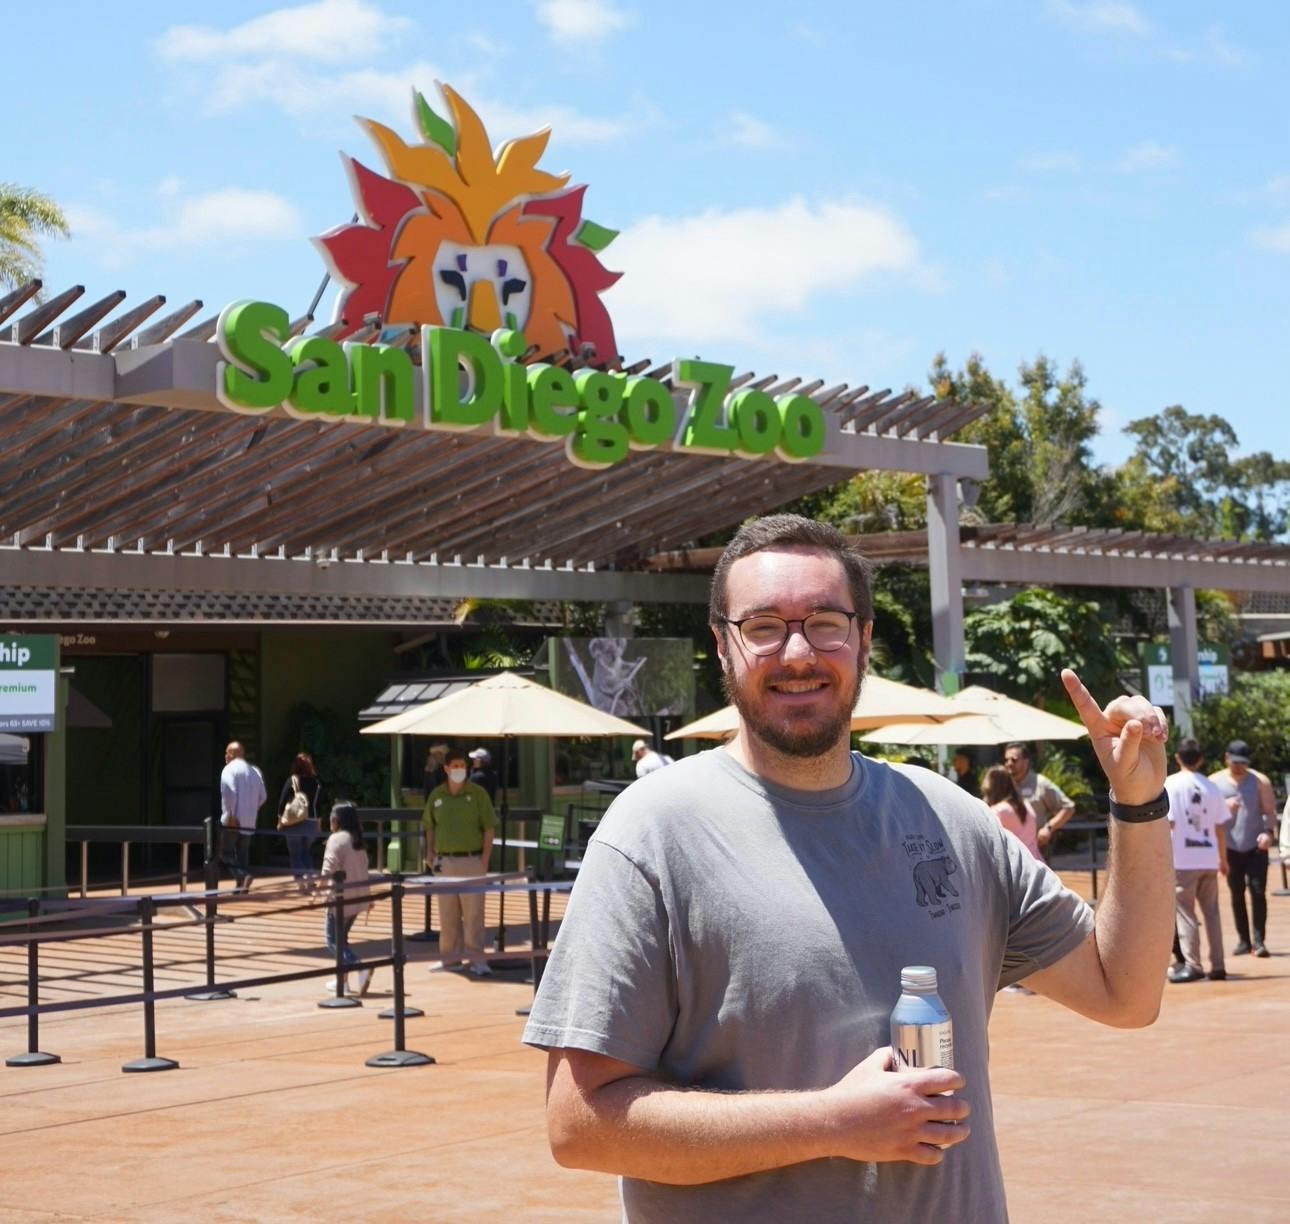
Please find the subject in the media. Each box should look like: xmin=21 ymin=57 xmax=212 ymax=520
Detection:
xmin=187 ymin=821 xmax=236 ymax=1002
xmin=123 ymin=896 xmax=179 ymax=1072
xmin=1167 ymin=584 xmax=1199 ymax=738
xmin=319 ymin=872 xmax=361 ymax=1009
xmin=926 ymin=472 xmax=965 ymax=695
xmin=6 ymin=899 xmax=60 ymax=1067
xmin=369 ymin=879 xmax=433 ymax=1066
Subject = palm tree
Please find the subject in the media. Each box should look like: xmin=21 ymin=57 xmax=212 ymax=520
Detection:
xmin=0 ymin=183 xmax=69 ymax=289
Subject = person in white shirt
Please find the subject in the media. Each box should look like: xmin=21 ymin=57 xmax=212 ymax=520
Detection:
xmin=219 ymin=741 xmax=266 ymax=893
xmin=320 ymin=802 xmax=373 ymax=996
xmin=632 ymin=738 xmax=672 ymax=779
xmin=1164 ymin=738 xmax=1228 ymax=983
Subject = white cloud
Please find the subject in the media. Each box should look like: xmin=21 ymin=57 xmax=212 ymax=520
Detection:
xmin=1158 ymin=26 xmax=1248 ymax=68
xmin=65 ymin=188 xmax=302 ymax=268
xmin=156 ymin=0 xmax=409 ymax=64
xmin=1252 ymin=220 xmax=1290 ymax=256
xmin=201 ymin=58 xmax=444 ymax=121
xmin=535 ymin=0 xmax=634 ymax=43
xmin=1046 ymin=1 xmax=1150 ymax=36
xmin=605 ymin=197 xmax=931 ymax=347
xmin=1021 ymin=151 xmax=1083 ymax=174
xmin=724 ymin=112 xmax=787 ymax=151
xmin=1115 ymin=141 xmax=1179 ymax=172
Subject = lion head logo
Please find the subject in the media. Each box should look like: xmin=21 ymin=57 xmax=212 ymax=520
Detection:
xmin=316 ymin=85 xmax=620 ymax=362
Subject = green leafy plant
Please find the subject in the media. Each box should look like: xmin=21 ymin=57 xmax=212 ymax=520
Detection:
xmin=277 ymin=701 xmax=390 ymax=807
xmin=1190 ymin=671 xmax=1290 ymax=783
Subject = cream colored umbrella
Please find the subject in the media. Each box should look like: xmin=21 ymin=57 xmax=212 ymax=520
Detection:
xmin=361 ymin=670 xmax=649 ymax=739
xmin=665 ymin=675 xmax=961 ymax=741
xmin=362 ymin=671 xmax=647 ymax=945
xmin=863 ymin=685 xmax=1086 ymax=746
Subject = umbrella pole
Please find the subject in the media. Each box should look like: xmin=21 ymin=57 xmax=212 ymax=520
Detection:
xmin=497 ymin=737 xmax=509 ymax=952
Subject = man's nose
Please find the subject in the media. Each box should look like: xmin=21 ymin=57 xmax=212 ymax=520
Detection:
xmin=780 ymin=625 xmax=816 ymax=662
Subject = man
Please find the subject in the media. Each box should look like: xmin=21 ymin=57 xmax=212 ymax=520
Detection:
xmin=424 ymin=749 xmax=498 ymax=976
xmin=951 ymin=749 xmax=980 ymax=798
xmin=468 ymin=747 xmax=499 ymax=801
xmin=1210 ymin=740 xmax=1278 ymax=957
xmin=219 ymin=741 xmax=266 ymax=893
xmin=524 ymin=514 xmax=1173 ymax=1221
xmin=1003 ymin=742 xmax=1075 ymax=851
xmin=1164 ymin=739 xmax=1227 ymax=983
xmin=632 ymin=738 xmax=672 ymax=778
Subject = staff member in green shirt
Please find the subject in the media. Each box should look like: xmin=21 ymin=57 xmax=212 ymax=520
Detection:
xmin=424 ymin=749 xmax=498 ymax=976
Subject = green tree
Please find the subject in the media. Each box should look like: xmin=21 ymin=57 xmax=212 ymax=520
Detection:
xmin=0 ymin=183 xmax=69 ymax=288
xmin=1190 ymin=671 xmax=1290 ymax=782
xmin=1120 ymin=406 xmax=1290 ymax=540
xmin=964 ymin=588 xmax=1125 ymax=712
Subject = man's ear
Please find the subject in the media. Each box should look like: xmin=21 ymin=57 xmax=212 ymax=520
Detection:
xmin=711 ymin=622 xmax=728 ymax=661
xmin=858 ymin=620 xmax=874 ymax=670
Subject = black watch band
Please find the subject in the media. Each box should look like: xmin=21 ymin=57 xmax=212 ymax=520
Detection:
xmin=1109 ymin=790 xmax=1169 ymax=823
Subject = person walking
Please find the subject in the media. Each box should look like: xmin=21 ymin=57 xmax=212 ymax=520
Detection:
xmin=951 ymin=749 xmax=980 ymax=799
xmin=320 ymin=802 xmax=373 ymax=996
xmin=632 ymin=738 xmax=673 ymax=778
xmin=524 ymin=513 xmax=1173 ymax=1222
xmin=277 ymin=752 xmax=321 ymax=891
xmin=1210 ymin=740 xmax=1278 ymax=957
xmin=1002 ymin=742 xmax=1075 ymax=852
xmin=423 ymin=749 xmax=497 ymax=976
xmin=219 ymin=741 xmax=266 ymax=893
xmin=1164 ymin=739 xmax=1227 ymax=983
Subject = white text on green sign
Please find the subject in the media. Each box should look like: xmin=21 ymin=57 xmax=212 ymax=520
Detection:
xmin=215 ymin=300 xmax=826 ymax=469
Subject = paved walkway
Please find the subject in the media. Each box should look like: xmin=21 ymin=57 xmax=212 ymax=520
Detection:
xmin=0 ymin=872 xmax=1286 ymax=1221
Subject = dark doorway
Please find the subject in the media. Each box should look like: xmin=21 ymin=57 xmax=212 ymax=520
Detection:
xmin=160 ymin=717 xmax=221 ymax=826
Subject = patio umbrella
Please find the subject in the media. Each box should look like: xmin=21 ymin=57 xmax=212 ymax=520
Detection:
xmin=862 ymin=685 xmax=1087 ymax=746
xmin=362 ymin=671 xmax=648 ymax=946
xmin=665 ymin=675 xmax=961 ymax=741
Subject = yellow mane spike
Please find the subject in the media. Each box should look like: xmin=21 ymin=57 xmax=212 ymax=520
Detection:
xmin=361 ymin=117 xmax=464 ymax=200
xmin=497 ymin=131 xmax=569 ymax=197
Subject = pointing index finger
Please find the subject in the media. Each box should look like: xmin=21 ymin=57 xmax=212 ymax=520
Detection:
xmin=1061 ymin=668 xmax=1107 ymax=734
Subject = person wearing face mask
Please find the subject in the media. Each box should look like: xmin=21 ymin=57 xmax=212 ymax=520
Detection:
xmin=423 ymin=749 xmax=498 ymax=976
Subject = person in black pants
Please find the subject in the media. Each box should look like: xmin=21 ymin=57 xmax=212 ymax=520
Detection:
xmin=278 ymin=752 xmax=322 ymax=890
xmin=1209 ymin=741 xmax=1278 ymax=956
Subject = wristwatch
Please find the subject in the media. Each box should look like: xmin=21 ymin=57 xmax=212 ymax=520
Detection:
xmin=1108 ymin=790 xmax=1169 ymax=823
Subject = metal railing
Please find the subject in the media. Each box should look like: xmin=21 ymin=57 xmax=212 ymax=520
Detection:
xmin=66 ymin=824 xmax=206 ymax=897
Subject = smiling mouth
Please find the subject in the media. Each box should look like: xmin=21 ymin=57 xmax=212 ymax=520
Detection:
xmin=769 ymin=678 xmax=829 ymax=694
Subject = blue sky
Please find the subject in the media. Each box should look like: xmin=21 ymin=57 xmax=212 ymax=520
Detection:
xmin=6 ymin=0 xmax=1288 ymax=467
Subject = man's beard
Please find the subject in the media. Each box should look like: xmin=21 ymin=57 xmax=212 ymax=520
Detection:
xmin=723 ymin=659 xmax=863 ymax=759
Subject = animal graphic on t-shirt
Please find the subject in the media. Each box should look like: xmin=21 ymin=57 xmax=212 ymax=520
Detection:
xmin=913 ymin=856 xmax=960 ymax=907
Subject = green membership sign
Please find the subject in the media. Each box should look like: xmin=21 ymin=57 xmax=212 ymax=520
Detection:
xmin=0 ymin=635 xmax=58 ymax=732
xmin=539 ymin=814 xmax=566 ymax=852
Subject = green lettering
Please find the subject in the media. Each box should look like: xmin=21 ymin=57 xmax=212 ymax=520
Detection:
xmin=426 ymin=327 xmax=502 ymax=430
xmin=675 ymin=359 xmax=736 ymax=455
xmin=570 ymin=370 xmax=629 ymax=468
xmin=526 ymin=364 xmax=579 ymax=439
xmin=729 ymin=388 xmax=780 ymax=457
xmin=285 ymin=336 xmax=355 ymax=417
xmin=349 ymin=343 xmax=415 ymax=424
xmin=775 ymin=393 xmax=827 ymax=462
xmin=216 ymin=300 xmax=293 ymax=411
xmin=623 ymin=376 xmax=675 ymax=449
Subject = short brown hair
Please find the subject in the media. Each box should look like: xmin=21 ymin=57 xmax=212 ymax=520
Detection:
xmin=709 ymin=514 xmax=873 ymax=626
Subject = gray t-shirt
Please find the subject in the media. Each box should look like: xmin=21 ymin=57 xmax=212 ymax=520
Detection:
xmin=1209 ymin=770 xmax=1266 ymax=852
xmin=523 ymin=749 xmax=1094 ymax=1222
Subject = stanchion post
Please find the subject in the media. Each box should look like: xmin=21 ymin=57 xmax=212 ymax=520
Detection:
xmin=368 ymin=877 xmax=433 ymax=1067
xmin=380 ymin=873 xmax=424 ymax=1022
xmin=187 ymin=821 xmax=236 ymax=1002
xmin=320 ymin=871 xmax=361 ymax=1009
xmin=407 ymin=828 xmax=436 ymax=942
xmin=6 ymin=898 xmax=60 ymax=1067
xmin=123 ymin=895 xmax=178 ymax=1072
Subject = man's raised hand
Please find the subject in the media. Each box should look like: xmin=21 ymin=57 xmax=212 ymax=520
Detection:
xmin=1061 ymin=669 xmax=1167 ymax=805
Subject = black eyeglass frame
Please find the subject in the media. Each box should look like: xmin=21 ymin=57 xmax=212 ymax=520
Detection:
xmin=715 ymin=610 xmax=859 ymax=656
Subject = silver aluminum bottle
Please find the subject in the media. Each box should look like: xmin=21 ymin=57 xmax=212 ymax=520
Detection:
xmin=889 ymin=965 xmax=954 ymax=1071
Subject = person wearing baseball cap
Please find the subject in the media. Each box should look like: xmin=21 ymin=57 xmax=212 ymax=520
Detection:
xmin=632 ymin=738 xmax=672 ymax=779
xmin=468 ymin=747 xmax=498 ymax=801
xmin=1209 ymin=740 xmax=1278 ymax=956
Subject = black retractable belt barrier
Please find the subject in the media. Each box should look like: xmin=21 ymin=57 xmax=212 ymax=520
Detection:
xmin=319 ymin=871 xmax=361 ymax=1010
xmin=123 ymin=896 xmax=179 ymax=1072
xmin=368 ymin=877 xmax=433 ymax=1068
xmin=187 ymin=818 xmax=236 ymax=1002
xmin=6 ymin=898 xmax=60 ymax=1067
xmin=379 ymin=873 xmax=424 ymax=1022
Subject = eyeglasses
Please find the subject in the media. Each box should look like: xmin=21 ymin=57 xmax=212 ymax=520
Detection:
xmin=1003 ymin=756 xmax=1025 ymax=765
xmin=717 ymin=610 xmax=858 ymax=656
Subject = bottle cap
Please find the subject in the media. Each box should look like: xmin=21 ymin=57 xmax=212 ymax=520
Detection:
xmin=900 ymin=965 xmax=938 ymax=991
